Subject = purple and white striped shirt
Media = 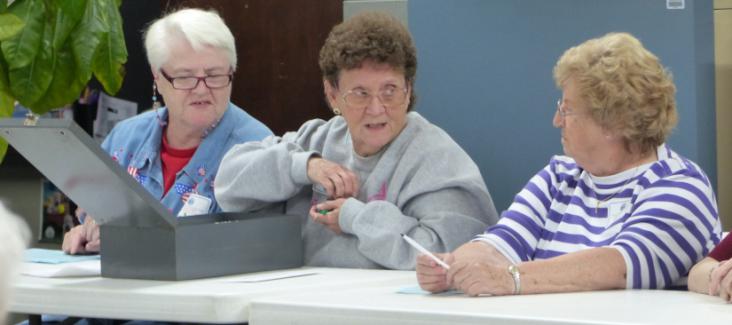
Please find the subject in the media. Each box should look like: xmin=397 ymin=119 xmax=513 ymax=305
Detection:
xmin=476 ymin=144 xmax=721 ymax=289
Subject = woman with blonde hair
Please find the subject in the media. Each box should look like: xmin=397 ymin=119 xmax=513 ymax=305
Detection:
xmin=417 ymin=32 xmax=721 ymax=296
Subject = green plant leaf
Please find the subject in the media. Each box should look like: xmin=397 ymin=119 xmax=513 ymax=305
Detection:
xmin=0 ymin=0 xmax=126 ymax=115
xmin=91 ymin=0 xmax=126 ymax=94
xmin=71 ymin=0 xmax=105 ymax=84
xmin=0 ymin=50 xmax=10 ymax=96
xmin=0 ymin=0 xmax=7 ymax=13
xmin=0 ymin=81 xmax=12 ymax=118
xmin=28 ymin=43 xmax=87 ymax=111
xmin=0 ymin=12 xmax=24 ymax=41
xmin=2 ymin=0 xmax=45 ymax=69
xmin=52 ymin=0 xmax=86 ymax=50
xmin=0 ymin=138 xmax=8 ymax=165
xmin=9 ymin=17 xmax=54 ymax=111
xmin=0 ymin=90 xmax=13 ymax=165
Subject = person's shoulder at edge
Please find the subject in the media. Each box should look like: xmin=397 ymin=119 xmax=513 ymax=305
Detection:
xmin=653 ymin=144 xmax=710 ymax=179
xmin=402 ymin=112 xmax=461 ymax=154
xmin=397 ymin=112 xmax=487 ymax=180
xmin=404 ymin=112 xmax=501 ymax=167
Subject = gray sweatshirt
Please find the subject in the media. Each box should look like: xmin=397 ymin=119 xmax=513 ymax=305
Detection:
xmin=215 ymin=112 xmax=498 ymax=269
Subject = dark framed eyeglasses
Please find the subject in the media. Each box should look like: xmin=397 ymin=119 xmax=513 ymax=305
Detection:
xmin=159 ymin=69 xmax=233 ymax=90
xmin=341 ymin=85 xmax=408 ymax=109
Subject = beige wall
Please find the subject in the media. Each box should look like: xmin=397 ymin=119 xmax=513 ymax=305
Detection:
xmin=716 ymin=0 xmax=732 ymax=9
xmin=716 ymin=1 xmax=732 ymax=229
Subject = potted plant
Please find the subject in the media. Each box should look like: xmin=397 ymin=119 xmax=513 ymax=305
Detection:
xmin=0 ymin=0 xmax=127 ymax=162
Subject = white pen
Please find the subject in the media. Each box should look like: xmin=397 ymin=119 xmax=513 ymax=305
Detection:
xmin=401 ymin=233 xmax=450 ymax=270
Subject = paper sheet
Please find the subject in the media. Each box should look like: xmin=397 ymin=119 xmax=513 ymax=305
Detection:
xmin=24 ymin=248 xmax=100 ymax=264
xmin=22 ymin=248 xmax=101 ymax=278
xmin=397 ymin=285 xmax=464 ymax=296
xmin=21 ymin=260 xmax=101 ymax=278
xmin=222 ymin=270 xmax=318 ymax=283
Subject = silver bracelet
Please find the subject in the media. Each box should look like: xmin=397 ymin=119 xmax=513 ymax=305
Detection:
xmin=507 ymin=264 xmax=521 ymax=295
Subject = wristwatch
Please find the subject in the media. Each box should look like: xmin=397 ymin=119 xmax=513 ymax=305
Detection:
xmin=507 ymin=264 xmax=521 ymax=295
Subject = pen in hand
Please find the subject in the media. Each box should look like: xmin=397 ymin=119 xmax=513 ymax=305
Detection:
xmin=401 ymin=233 xmax=450 ymax=270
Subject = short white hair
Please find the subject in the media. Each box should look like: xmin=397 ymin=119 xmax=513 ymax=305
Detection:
xmin=0 ymin=202 xmax=29 ymax=323
xmin=144 ymin=8 xmax=237 ymax=72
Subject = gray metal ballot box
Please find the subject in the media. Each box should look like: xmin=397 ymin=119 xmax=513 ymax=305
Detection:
xmin=0 ymin=118 xmax=303 ymax=280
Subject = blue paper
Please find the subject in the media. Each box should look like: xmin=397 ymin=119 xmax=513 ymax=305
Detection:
xmin=24 ymin=248 xmax=100 ymax=264
xmin=396 ymin=285 xmax=462 ymax=296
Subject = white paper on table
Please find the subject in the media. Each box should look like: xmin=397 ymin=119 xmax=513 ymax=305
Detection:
xmin=221 ymin=270 xmax=318 ymax=283
xmin=21 ymin=260 xmax=101 ymax=278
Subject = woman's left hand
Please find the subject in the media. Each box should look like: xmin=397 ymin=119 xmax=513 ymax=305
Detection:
xmin=447 ymin=260 xmax=514 ymax=297
xmin=309 ymin=198 xmax=348 ymax=235
xmin=710 ymin=259 xmax=732 ymax=302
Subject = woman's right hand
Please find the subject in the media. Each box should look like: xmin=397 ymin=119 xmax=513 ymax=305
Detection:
xmin=417 ymin=253 xmax=454 ymax=293
xmin=307 ymin=157 xmax=359 ymax=198
xmin=62 ymin=215 xmax=100 ymax=255
xmin=709 ymin=259 xmax=732 ymax=302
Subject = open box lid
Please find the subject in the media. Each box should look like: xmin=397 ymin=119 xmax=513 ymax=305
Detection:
xmin=0 ymin=118 xmax=175 ymax=229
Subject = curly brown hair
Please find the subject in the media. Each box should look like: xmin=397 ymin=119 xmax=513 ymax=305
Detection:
xmin=554 ymin=32 xmax=678 ymax=154
xmin=319 ymin=12 xmax=417 ymax=111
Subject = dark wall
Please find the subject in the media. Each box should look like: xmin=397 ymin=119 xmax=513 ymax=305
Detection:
xmin=115 ymin=1 xmax=163 ymax=112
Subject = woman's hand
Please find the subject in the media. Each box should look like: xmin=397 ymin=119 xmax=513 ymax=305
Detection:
xmin=709 ymin=259 xmax=732 ymax=302
xmin=447 ymin=260 xmax=514 ymax=297
xmin=417 ymin=253 xmax=454 ymax=293
xmin=62 ymin=215 xmax=100 ymax=255
xmin=440 ymin=241 xmax=514 ymax=296
xmin=307 ymin=157 xmax=359 ymax=199
xmin=309 ymin=198 xmax=348 ymax=235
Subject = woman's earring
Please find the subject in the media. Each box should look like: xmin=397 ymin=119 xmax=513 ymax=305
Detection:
xmin=333 ymin=107 xmax=341 ymax=115
xmin=152 ymin=83 xmax=161 ymax=110
xmin=152 ymin=83 xmax=167 ymax=127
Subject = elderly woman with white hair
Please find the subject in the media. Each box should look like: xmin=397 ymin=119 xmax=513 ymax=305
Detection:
xmin=62 ymin=8 xmax=272 ymax=255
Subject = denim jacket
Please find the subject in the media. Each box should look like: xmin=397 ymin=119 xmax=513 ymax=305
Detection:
xmin=101 ymin=103 xmax=272 ymax=215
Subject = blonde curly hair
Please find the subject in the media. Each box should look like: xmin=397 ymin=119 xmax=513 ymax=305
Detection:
xmin=553 ymin=32 xmax=677 ymax=154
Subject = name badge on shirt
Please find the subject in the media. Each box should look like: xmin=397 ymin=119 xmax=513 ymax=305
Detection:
xmin=607 ymin=200 xmax=631 ymax=219
xmin=177 ymin=193 xmax=212 ymax=217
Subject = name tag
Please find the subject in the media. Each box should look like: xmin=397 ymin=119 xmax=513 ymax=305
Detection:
xmin=177 ymin=193 xmax=212 ymax=217
xmin=607 ymin=200 xmax=631 ymax=219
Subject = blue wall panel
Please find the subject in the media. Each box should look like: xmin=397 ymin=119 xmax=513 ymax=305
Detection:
xmin=409 ymin=0 xmax=716 ymax=212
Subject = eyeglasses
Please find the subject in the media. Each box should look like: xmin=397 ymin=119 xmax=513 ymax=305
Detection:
xmin=160 ymin=69 xmax=233 ymax=90
xmin=342 ymin=85 xmax=408 ymax=109
xmin=556 ymin=98 xmax=582 ymax=119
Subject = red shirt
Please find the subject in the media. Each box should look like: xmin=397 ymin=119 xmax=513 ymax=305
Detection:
xmin=160 ymin=133 xmax=197 ymax=195
xmin=709 ymin=231 xmax=732 ymax=261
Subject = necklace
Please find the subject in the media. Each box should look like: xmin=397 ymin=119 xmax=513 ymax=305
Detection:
xmin=588 ymin=165 xmax=640 ymax=215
